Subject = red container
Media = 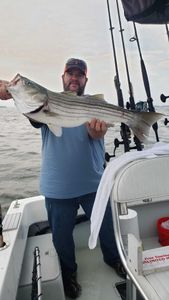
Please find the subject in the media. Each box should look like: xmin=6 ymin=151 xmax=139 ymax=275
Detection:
xmin=157 ymin=217 xmax=169 ymax=246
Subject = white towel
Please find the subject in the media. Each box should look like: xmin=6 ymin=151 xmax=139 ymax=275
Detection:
xmin=89 ymin=142 xmax=169 ymax=249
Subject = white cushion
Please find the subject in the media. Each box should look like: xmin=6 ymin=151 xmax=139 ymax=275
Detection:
xmin=112 ymin=155 xmax=169 ymax=204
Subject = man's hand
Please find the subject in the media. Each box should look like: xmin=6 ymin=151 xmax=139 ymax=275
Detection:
xmin=0 ymin=80 xmax=12 ymax=100
xmin=86 ymin=118 xmax=108 ymax=139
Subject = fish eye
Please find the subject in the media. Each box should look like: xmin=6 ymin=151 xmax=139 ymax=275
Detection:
xmin=25 ymin=80 xmax=31 ymax=86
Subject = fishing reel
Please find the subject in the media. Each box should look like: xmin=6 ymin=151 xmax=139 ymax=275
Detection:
xmin=105 ymin=128 xmax=132 ymax=162
xmin=160 ymin=94 xmax=169 ymax=103
xmin=119 ymin=122 xmax=143 ymax=152
xmin=105 ymin=152 xmax=115 ymax=162
xmin=126 ymin=101 xmax=148 ymax=112
xmin=105 ymin=138 xmax=124 ymax=162
xmin=164 ymin=118 xmax=169 ymax=126
xmin=160 ymin=94 xmax=169 ymax=126
xmin=105 ymin=123 xmax=143 ymax=162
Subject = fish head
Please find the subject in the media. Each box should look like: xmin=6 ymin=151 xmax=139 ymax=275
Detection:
xmin=7 ymin=74 xmax=48 ymax=114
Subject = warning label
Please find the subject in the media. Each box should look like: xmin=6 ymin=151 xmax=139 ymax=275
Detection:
xmin=142 ymin=248 xmax=169 ymax=273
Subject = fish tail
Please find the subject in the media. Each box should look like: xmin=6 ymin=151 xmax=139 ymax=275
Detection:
xmin=129 ymin=111 xmax=163 ymax=142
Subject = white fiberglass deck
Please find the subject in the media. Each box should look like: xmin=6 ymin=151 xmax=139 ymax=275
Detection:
xmin=17 ymin=232 xmax=124 ymax=300
xmin=74 ymin=246 xmax=123 ymax=300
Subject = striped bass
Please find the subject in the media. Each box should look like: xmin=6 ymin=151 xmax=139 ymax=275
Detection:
xmin=7 ymin=74 xmax=163 ymax=142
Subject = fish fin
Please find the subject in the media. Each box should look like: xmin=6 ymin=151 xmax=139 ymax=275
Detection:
xmin=48 ymin=125 xmax=62 ymax=137
xmin=129 ymin=111 xmax=163 ymax=142
xmin=63 ymin=92 xmax=106 ymax=101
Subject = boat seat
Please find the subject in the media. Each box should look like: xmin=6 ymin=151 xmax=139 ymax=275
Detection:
xmin=110 ymin=154 xmax=169 ymax=300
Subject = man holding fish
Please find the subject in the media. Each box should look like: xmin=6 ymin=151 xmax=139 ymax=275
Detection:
xmin=1 ymin=58 xmax=161 ymax=298
xmin=0 ymin=59 xmax=127 ymax=298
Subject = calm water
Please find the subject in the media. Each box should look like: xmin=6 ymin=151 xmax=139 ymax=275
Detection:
xmin=0 ymin=105 xmax=169 ymax=214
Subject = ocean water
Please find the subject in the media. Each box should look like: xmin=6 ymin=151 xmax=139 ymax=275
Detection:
xmin=0 ymin=105 xmax=169 ymax=215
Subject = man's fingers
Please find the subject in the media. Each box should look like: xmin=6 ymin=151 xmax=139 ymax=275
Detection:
xmin=101 ymin=121 xmax=107 ymax=132
xmin=89 ymin=118 xmax=97 ymax=129
xmin=88 ymin=119 xmax=107 ymax=132
xmin=95 ymin=120 xmax=102 ymax=132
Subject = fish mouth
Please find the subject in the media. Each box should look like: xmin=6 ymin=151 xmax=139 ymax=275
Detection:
xmin=7 ymin=74 xmax=22 ymax=90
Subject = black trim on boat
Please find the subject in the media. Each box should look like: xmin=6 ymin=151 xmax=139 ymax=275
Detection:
xmin=115 ymin=281 xmax=144 ymax=300
xmin=28 ymin=214 xmax=89 ymax=237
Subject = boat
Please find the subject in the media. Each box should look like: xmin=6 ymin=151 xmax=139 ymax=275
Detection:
xmin=1 ymin=145 xmax=169 ymax=300
xmin=0 ymin=195 xmax=126 ymax=300
xmin=1 ymin=1 xmax=169 ymax=300
xmin=1 ymin=105 xmax=169 ymax=295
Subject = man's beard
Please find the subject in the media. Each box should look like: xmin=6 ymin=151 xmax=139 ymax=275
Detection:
xmin=63 ymin=82 xmax=85 ymax=96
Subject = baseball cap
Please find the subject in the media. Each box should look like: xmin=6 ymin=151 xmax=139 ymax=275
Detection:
xmin=64 ymin=58 xmax=87 ymax=75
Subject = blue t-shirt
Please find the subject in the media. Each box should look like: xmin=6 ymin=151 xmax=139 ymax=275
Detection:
xmin=40 ymin=124 xmax=105 ymax=199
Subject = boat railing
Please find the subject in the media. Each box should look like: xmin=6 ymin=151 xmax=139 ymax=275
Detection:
xmin=110 ymin=154 xmax=169 ymax=300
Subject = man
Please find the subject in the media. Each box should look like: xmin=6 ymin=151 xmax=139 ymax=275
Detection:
xmin=0 ymin=58 xmax=125 ymax=299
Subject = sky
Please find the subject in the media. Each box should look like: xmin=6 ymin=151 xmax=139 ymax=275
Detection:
xmin=0 ymin=0 xmax=169 ymax=107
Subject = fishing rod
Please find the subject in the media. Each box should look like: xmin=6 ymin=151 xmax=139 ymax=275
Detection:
xmin=0 ymin=205 xmax=5 ymax=248
xmin=106 ymin=0 xmax=130 ymax=156
xmin=130 ymin=22 xmax=159 ymax=142
xmin=115 ymin=0 xmax=135 ymax=110
xmin=115 ymin=0 xmax=142 ymax=151
xmin=160 ymin=24 xmax=169 ymax=106
xmin=165 ymin=24 xmax=169 ymax=43
xmin=31 ymin=247 xmax=42 ymax=300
